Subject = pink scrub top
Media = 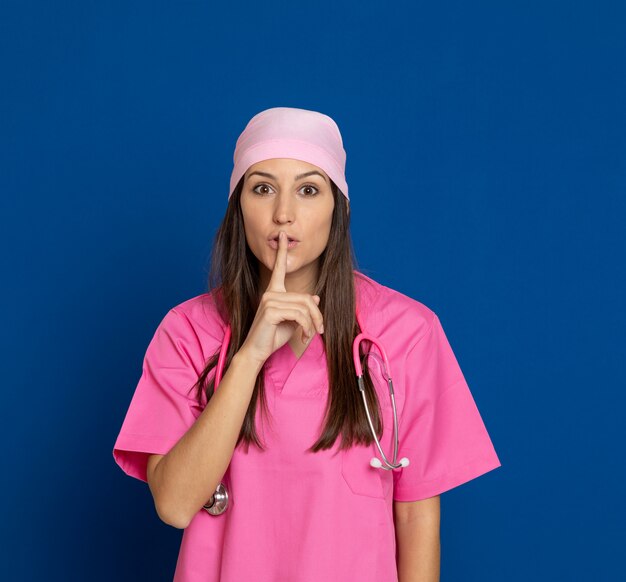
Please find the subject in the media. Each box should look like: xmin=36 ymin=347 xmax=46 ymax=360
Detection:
xmin=113 ymin=271 xmax=501 ymax=581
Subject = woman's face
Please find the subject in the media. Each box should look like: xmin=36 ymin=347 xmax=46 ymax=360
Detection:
xmin=240 ymin=158 xmax=336 ymax=293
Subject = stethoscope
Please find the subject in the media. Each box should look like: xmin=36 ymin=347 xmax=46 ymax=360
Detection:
xmin=203 ymin=308 xmax=409 ymax=516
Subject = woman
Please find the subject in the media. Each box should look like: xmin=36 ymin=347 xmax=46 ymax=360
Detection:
xmin=113 ymin=106 xmax=501 ymax=581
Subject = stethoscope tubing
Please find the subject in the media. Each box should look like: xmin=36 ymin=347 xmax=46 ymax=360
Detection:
xmin=354 ymin=331 xmax=408 ymax=471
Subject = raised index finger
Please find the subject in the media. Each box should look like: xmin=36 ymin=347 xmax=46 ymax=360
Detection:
xmin=267 ymin=230 xmax=288 ymax=292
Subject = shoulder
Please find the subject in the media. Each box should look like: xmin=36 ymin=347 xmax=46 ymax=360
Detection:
xmin=153 ymin=289 xmax=228 ymax=363
xmin=170 ymin=289 xmax=227 ymax=335
xmin=354 ymin=270 xmax=437 ymax=349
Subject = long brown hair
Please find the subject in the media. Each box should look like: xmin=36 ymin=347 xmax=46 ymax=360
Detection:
xmin=190 ymin=176 xmax=384 ymax=453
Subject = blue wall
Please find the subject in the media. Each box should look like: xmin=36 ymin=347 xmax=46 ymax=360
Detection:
xmin=2 ymin=1 xmax=624 ymax=579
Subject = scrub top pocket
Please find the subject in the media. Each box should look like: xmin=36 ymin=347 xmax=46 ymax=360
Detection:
xmin=341 ymin=442 xmax=393 ymax=498
xmin=341 ymin=388 xmax=398 ymax=499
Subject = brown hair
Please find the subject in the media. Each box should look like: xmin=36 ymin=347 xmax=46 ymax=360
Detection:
xmin=189 ymin=176 xmax=384 ymax=453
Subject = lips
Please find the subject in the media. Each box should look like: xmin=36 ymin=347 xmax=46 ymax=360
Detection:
xmin=268 ymin=238 xmax=299 ymax=250
xmin=268 ymin=234 xmax=299 ymax=242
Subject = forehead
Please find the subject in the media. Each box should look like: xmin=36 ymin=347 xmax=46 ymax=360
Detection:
xmin=245 ymin=158 xmax=329 ymax=180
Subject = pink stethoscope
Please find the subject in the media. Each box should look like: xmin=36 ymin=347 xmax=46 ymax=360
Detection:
xmin=203 ymin=306 xmax=409 ymax=516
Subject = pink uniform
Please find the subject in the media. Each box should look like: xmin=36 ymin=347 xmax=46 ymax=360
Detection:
xmin=113 ymin=271 xmax=501 ymax=581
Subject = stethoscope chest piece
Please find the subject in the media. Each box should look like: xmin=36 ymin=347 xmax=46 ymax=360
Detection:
xmin=203 ymin=482 xmax=229 ymax=515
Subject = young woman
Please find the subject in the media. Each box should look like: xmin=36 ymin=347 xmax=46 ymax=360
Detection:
xmin=113 ymin=106 xmax=501 ymax=581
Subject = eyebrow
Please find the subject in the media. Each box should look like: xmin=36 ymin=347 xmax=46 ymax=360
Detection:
xmin=246 ymin=170 xmax=328 ymax=183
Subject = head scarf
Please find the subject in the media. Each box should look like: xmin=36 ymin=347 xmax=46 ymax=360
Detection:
xmin=229 ymin=106 xmax=349 ymax=201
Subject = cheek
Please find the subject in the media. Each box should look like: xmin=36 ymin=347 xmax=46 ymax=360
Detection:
xmin=303 ymin=207 xmax=333 ymax=236
xmin=317 ymin=216 xmax=333 ymax=239
xmin=241 ymin=208 xmax=264 ymax=240
xmin=309 ymin=217 xmax=332 ymax=244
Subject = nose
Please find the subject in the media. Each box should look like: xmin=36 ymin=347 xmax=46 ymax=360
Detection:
xmin=272 ymin=193 xmax=296 ymax=223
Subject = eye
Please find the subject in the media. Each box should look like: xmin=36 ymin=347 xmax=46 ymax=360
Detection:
xmin=299 ymin=183 xmax=319 ymax=197
xmin=252 ymin=183 xmax=274 ymax=196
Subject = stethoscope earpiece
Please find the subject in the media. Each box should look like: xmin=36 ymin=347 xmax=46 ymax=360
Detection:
xmin=370 ymin=456 xmax=410 ymax=470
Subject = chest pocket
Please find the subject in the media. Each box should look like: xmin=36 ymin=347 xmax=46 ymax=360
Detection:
xmin=340 ymin=399 xmax=396 ymax=498
xmin=341 ymin=444 xmax=392 ymax=498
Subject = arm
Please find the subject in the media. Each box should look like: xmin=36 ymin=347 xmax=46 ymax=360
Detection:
xmin=146 ymin=349 xmax=263 ymax=529
xmin=394 ymin=495 xmax=441 ymax=582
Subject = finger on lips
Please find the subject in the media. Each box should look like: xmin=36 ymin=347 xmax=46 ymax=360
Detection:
xmin=269 ymin=230 xmax=288 ymax=292
xmin=270 ymin=230 xmax=324 ymax=338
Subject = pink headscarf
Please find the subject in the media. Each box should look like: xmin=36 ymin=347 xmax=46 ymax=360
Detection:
xmin=229 ymin=107 xmax=349 ymax=201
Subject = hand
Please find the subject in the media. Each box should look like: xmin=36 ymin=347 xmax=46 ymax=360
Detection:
xmin=239 ymin=231 xmax=324 ymax=366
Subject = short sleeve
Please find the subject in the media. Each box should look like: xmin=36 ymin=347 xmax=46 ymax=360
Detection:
xmin=112 ymin=308 xmax=205 ymax=483
xmin=393 ymin=314 xmax=501 ymax=501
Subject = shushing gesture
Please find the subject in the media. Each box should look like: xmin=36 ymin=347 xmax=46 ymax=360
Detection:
xmin=240 ymin=231 xmax=325 ymax=366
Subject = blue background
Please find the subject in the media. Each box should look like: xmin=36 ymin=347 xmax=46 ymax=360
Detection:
xmin=2 ymin=1 xmax=624 ymax=580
